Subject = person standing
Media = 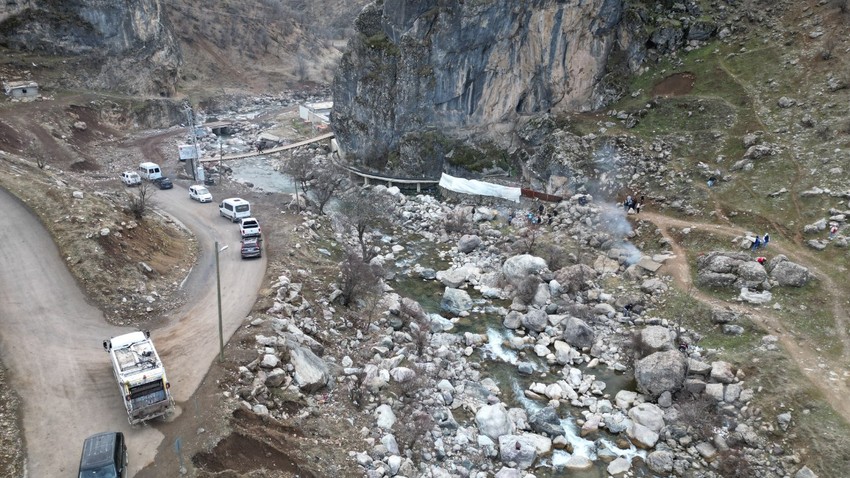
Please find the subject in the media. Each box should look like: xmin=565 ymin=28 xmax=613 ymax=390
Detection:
xmin=636 ymin=195 xmax=644 ymax=214
xmin=763 ymin=233 xmax=770 ymax=248
xmin=751 ymin=236 xmax=761 ymax=251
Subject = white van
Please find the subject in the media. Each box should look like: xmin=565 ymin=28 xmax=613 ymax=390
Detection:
xmin=219 ymin=198 xmax=251 ymax=222
xmin=139 ymin=162 xmax=162 ymax=181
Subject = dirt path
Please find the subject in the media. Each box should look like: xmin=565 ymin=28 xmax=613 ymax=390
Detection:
xmin=638 ymin=211 xmax=850 ymax=422
xmin=0 ymin=179 xmax=266 ymax=476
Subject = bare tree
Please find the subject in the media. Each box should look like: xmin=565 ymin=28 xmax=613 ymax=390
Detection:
xmin=25 ymin=141 xmax=48 ymax=169
xmin=821 ymin=32 xmax=837 ymax=60
xmin=338 ymin=189 xmax=390 ymax=262
xmin=337 ymin=252 xmax=382 ymax=309
xmin=515 ymin=225 xmax=543 ymax=254
xmin=296 ymin=50 xmax=308 ymax=82
xmin=311 ymin=166 xmax=347 ymax=215
xmin=281 ymin=150 xmax=313 ymax=196
xmin=126 ymin=181 xmax=154 ymax=219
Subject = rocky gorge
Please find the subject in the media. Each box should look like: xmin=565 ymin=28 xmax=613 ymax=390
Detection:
xmin=219 ymin=168 xmax=821 ymax=477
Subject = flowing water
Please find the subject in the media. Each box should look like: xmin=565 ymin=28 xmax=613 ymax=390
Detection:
xmin=390 ymin=270 xmax=647 ymax=475
xmin=229 ymin=155 xmax=298 ymax=193
xmin=228 ymin=159 xmax=646 ymax=474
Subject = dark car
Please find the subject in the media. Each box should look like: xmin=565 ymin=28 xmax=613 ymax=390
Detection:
xmin=154 ymin=176 xmax=173 ymax=189
xmin=78 ymin=432 xmax=127 ymax=478
xmin=240 ymin=236 xmax=262 ymax=259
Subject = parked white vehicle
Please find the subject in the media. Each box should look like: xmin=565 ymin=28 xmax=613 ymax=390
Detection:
xmin=188 ymin=185 xmax=212 ymax=203
xmin=121 ymin=171 xmax=141 ymax=186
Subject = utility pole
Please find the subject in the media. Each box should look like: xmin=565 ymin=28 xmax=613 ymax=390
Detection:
xmin=215 ymin=241 xmax=226 ymax=362
xmin=184 ymin=103 xmax=199 ymax=181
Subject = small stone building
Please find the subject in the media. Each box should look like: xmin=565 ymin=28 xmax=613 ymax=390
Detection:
xmin=3 ymin=81 xmax=39 ymax=99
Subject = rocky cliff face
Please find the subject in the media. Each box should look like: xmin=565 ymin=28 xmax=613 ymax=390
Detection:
xmin=333 ymin=0 xmax=626 ymax=176
xmin=0 ymin=0 xmax=180 ymax=95
xmin=332 ymin=0 xmax=716 ymax=177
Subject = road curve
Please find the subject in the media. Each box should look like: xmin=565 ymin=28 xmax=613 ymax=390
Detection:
xmin=0 ymin=182 xmax=266 ymax=476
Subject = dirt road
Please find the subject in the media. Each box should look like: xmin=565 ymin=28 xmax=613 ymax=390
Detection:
xmin=0 ymin=183 xmax=266 ymax=476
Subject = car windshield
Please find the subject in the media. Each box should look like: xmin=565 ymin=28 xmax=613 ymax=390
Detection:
xmin=79 ymin=464 xmax=118 ymax=478
xmin=196 ymin=187 xmax=209 ymax=195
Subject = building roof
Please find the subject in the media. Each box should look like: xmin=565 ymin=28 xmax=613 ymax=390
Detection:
xmin=305 ymin=101 xmax=333 ymax=111
xmin=3 ymin=81 xmax=39 ymax=94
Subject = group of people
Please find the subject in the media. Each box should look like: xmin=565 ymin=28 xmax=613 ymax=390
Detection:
xmin=506 ymin=204 xmax=558 ymax=226
xmin=623 ymin=195 xmax=644 ymax=214
xmin=751 ymin=233 xmax=770 ymax=251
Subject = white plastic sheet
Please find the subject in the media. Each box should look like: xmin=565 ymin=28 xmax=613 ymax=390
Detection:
xmin=438 ymin=173 xmax=521 ymax=203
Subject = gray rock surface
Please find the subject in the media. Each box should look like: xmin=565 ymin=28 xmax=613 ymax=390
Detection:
xmin=441 ymin=287 xmax=473 ymax=314
xmin=289 ymin=345 xmax=330 ymax=393
xmin=634 ymin=350 xmax=688 ymax=398
xmin=562 ymin=317 xmax=594 ymax=349
xmin=475 ymin=404 xmax=513 ymax=440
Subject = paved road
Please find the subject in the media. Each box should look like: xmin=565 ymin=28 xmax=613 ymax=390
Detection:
xmin=0 ymin=183 xmax=266 ymax=476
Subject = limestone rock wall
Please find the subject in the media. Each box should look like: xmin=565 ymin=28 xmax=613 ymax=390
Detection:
xmin=332 ymin=0 xmax=625 ymax=175
xmin=0 ymin=0 xmax=180 ymax=95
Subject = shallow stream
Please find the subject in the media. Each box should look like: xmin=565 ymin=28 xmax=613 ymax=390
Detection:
xmin=229 ymin=164 xmax=647 ymax=475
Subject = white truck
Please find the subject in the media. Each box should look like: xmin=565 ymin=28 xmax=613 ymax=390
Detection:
xmin=103 ymin=330 xmax=173 ymax=424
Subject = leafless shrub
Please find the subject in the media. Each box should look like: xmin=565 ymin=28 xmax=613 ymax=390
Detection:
xmin=25 ymin=141 xmax=47 ymax=169
xmin=623 ymin=330 xmax=655 ymax=366
xmin=820 ymin=33 xmax=837 ymax=60
xmin=405 ymin=313 xmax=431 ymax=356
xmin=397 ymin=365 xmax=429 ymax=398
xmin=443 ymin=210 xmax=468 ymax=234
xmin=514 ymin=226 xmax=542 ymax=254
xmin=535 ymin=242 xmax=567 ymax=271
xmin=516 ymin=275 xmax=541 ymax=305
xmin=815 ymin=124 xmax=832 ymax=141
xmin=675 ymin=394 xmax=719 ymax=439
xmin=337 ymin=253 xmax=382 ymax=309
xmin=395 ymin=408 xmax=434 ymax=453
xmin=716 ymin=449 xmax=756 ymax=478
xmin=126 ymin=182 xmax=154 ymax=219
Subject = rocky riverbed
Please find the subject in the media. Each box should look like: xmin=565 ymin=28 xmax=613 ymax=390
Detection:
xmin=214 ymin=161 xmax=821 ymax=478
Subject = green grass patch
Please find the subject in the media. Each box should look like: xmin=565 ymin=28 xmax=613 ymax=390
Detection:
xmin=771 ymin=285 xmax=843 ymax=358
xmin=744 ymin=349 xmax=850 ymax=476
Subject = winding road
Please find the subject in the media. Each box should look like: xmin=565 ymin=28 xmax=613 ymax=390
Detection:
xmin=0 ymin=183 xmax=266 ymax=476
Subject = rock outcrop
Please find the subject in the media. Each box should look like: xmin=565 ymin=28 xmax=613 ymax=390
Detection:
xmin=332 ymin=0 xmax=623 ymax=176
xmin=332 ymin=1 xmax=720 ymax=176
xmin=0 ymin=0 xmax=180 ymax=95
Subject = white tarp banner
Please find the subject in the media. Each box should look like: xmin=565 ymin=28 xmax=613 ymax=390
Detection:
xmin=438 ymin=173 xmax=521 ymax=203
